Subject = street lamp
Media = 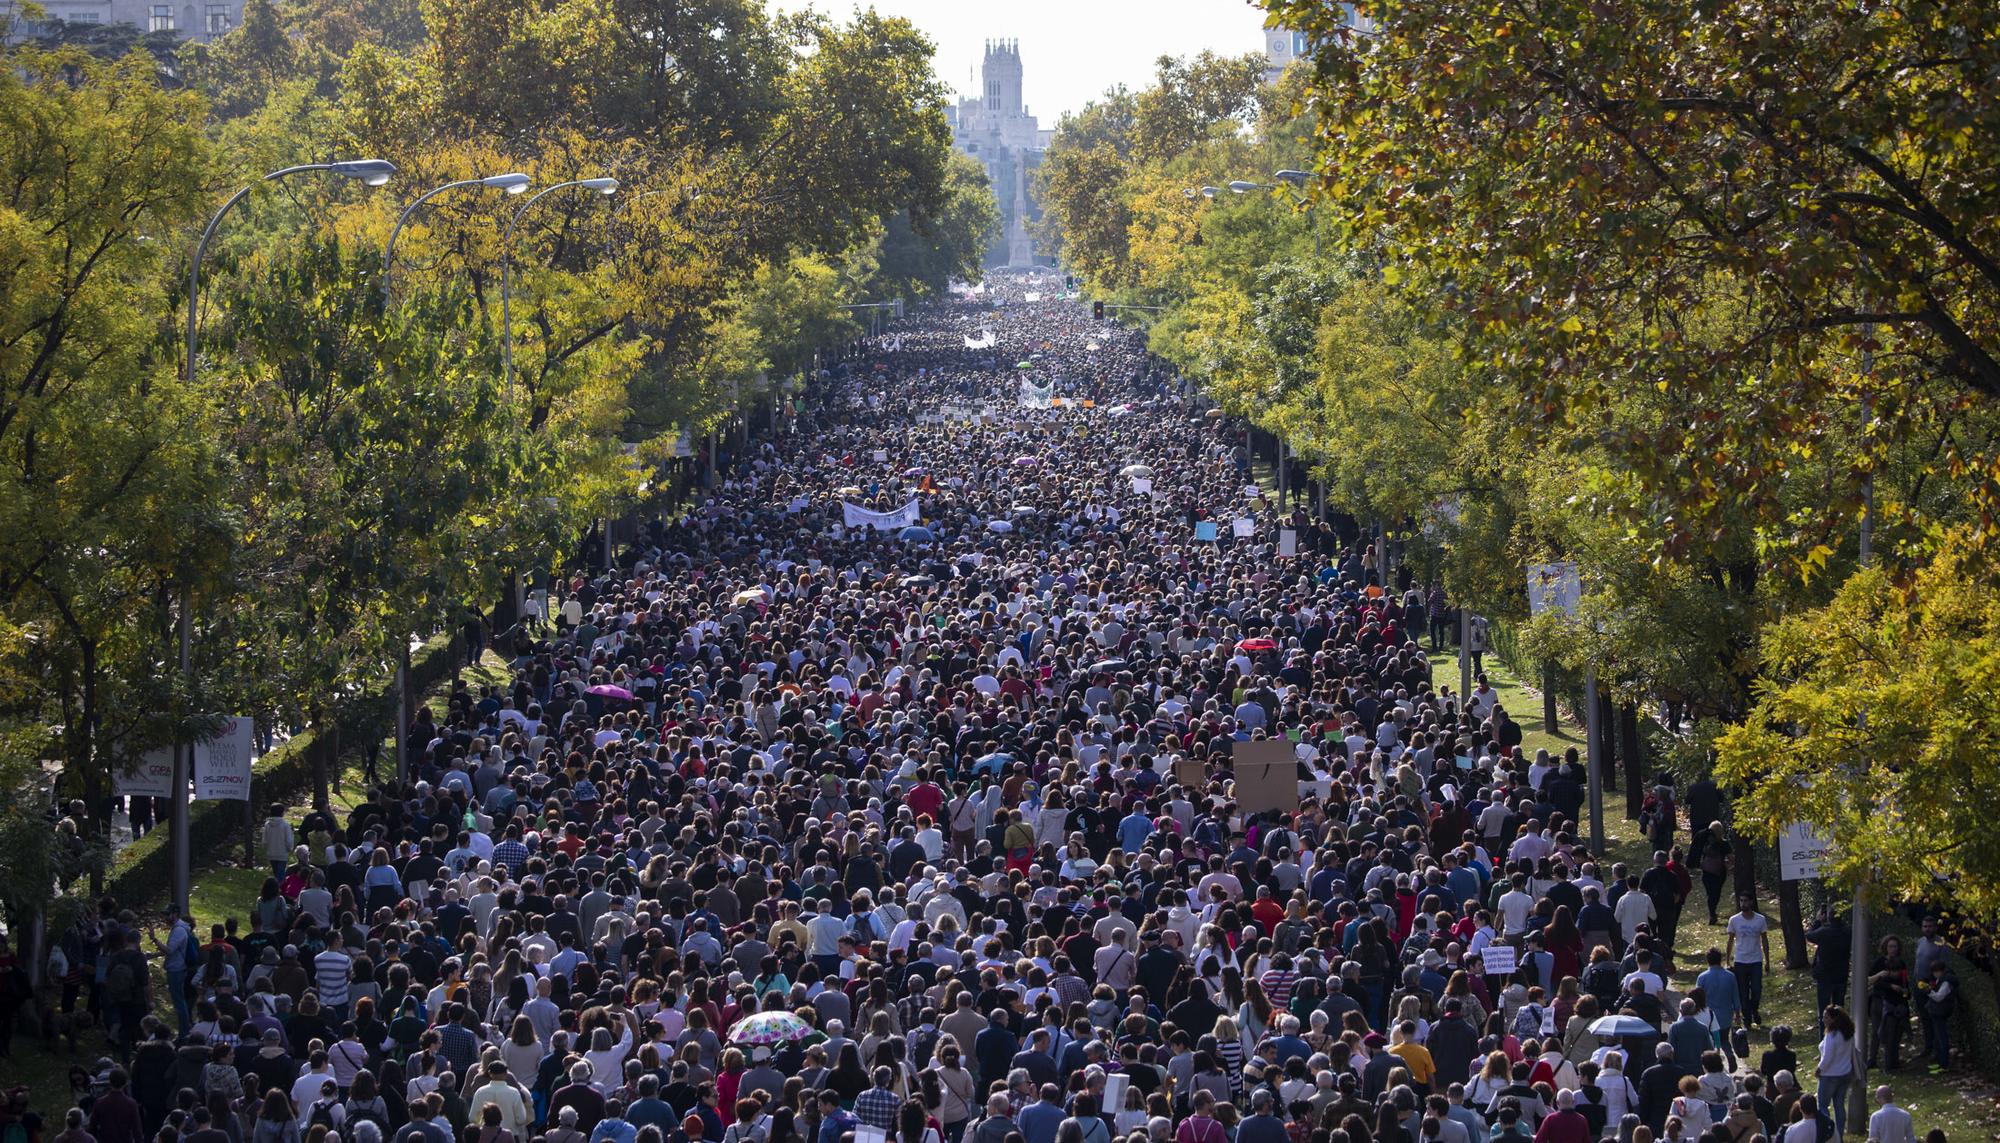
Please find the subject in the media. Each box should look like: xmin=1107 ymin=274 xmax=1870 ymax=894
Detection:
xmin=1227 ymin=180 xmax=1278 ymax=194
xmin=382 ymin=172 xmax=533 ymax=301
xmin=176 ymin=157 xmax=396 ymax=917
xmin=501 ymin=176 xmax=618 ymax=399
xmin=1199 ymin=186 xmax=1221 ymax=199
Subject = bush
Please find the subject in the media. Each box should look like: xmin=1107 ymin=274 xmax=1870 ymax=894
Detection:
xmin=104 ymin=634 xmax=454 ymax=906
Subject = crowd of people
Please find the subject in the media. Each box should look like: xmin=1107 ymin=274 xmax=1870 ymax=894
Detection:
xmin=18 ymin=295 xmax=1969 ymax=1143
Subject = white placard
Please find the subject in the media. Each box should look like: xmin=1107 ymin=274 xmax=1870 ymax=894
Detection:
xmin=1279 ymin=529 xmax=1298 ymax=558
xmin=193 ymin=715 xmax=256 ymax=801
xmin=871 ymin=449 xmax=888 ymax=463
xmin=115 ymin=747 xmax=175 ymax=798
xmin=1102 ymin=1072 xmax=1130 ymax=1117
xmin=1479 ymin=944 xmax=1517 ymax=975
xmin=856 ymin=1128 xmax=888 ymax=1143
xmin=1232 ymin=517 xmax=1255 ymax=538
xmin=1130 ymin=477 xmax=1152 ymax=495
xmin=1780 ymin=822 xmax=1832 ymax=881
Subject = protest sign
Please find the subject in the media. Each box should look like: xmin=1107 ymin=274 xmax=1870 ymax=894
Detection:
xmin=1233 ymin=739 xmax=1299 ymax=813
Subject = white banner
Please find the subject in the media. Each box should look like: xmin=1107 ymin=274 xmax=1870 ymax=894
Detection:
xmin=1019 ymin=378 xmax=1055 ymax=409
xmin=115 ymin=747 xmax=175 ymax=799
xmin=841 ymin=500 xmax=921 ymax=531
xmin=1528 ymin=561 xmax=1583 ymax=618
xmin=193 ymin=716 xmax=256 ymax=801
xmin=963 ymin=328 xmax=996 ymax=350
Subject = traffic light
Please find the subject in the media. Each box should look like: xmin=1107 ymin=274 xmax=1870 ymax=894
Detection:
xmin=1093 ymin=300 xmax=1105 ymax=320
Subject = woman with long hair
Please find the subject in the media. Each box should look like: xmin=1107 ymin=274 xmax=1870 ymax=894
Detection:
xmin=926 ymin=1042 xmax=976 ymax=1143
xmin=900 ymin=1099 xmax=943 ymax=1143
xmin=1815 ymin=1005 xmax=1857 ymax=1140
xmin=253 ymin=1091 xmax=299 ymax=1143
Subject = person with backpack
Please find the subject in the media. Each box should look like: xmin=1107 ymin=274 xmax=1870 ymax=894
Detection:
xmin=342 ymin=1071 xmax=392 ymax=1139
xmin=303 ymin=1079 xmax=346 ymax=1135
xmin=100 ymin=930 xmax=149 ymax=1060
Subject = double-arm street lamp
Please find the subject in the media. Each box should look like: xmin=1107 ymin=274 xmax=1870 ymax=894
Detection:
xmin=1186 ymin=170 xmax=1320 ymax=255
xmin=382 ymin=172 xmax=533 ymax=301
xmin=176 ymin=157 xmax=398 ymax=917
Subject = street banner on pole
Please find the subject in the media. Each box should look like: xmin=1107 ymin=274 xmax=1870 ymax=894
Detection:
xmin=193 ymin=715 xmax=256 ymax=801
xmin=115 ymin=748 xmax=175 ymax=798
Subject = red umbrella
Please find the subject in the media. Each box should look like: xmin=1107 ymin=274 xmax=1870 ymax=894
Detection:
xmin=1238 ymin=638 xmax=1278 ymax=653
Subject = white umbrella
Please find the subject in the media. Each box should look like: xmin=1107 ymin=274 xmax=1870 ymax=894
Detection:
xmin=1119 ymin=464 xmax=1153 ymax=478
xmin=1588 ymin=1014 xmax=1655 ymax=1038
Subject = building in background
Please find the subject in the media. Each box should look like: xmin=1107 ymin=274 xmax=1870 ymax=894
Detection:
xmin=946 ymin=39 xmax=1053 ymax=269
xmin=5 ymin=0 xmax=242 ymax=42
xmin=1263 ymin=8 xmax=1371 ymax=83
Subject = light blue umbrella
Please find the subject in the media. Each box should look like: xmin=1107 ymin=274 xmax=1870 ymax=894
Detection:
xmin=898 ymin=525 xmax=934 ymax=541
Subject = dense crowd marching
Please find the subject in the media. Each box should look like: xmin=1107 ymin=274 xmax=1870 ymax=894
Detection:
xmin=7 ymin=295 xmax=1966 ymax=1143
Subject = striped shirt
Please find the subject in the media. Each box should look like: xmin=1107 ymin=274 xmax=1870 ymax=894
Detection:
xmin=313 ymin=949 xmax=352 ymax=1007
xmin=1259 ymin=968 xmax=1298 ymax=1009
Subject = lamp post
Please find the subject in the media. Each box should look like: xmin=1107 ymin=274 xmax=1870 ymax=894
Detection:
xmin=176 ymin=158 xmax=396 ymax=917
xmin=501 ymin=176 xmax=618 ymax=400
xmin=376 ymin=172 xmax=528 ymax=786
xmin=381 ymin=172 xmax=532 ymax=301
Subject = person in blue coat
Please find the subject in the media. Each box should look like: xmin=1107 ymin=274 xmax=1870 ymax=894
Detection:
xmin=1695 ymin=947 xmax=1742 ymax=1068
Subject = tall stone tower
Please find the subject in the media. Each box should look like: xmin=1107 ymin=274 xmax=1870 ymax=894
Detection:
xmin=947 ymin=38 xmax=1048 ymax=269
xmin=983 ymin=39 xmax=1023 ymax=116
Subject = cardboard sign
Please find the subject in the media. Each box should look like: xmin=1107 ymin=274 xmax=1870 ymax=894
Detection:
xmin=1479 ymin=944 xmax=1518 ymax=975
xmin=193 ymin=715 xmax=256 ymax=801
xmin=1194 ymin=521 xmax=1218 ymax=542
xmin=1279 ymin=528 xmax=1298 ymax=558
xmin=872 ymin=449 xmax=889 ymax=463
xmin=115 ymin=747 xmax=175 ymax=798
xmin=1232 ymin=517 xmax=1255 ymax=538
xmin=1174 ymin=756 xmax=1206 ymax=790
xmin=1131 ymin=477 xmax=1152 ymax=495
xmin=1232 ymin=739 xmax=1299 ymax=813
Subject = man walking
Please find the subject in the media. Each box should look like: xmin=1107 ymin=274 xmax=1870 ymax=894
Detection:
xmin=1725 ymin=896 xmax=1771 ymax=1028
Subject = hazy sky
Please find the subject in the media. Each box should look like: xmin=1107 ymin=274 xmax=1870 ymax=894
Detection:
xmin=775 ymin=0 xmax=1276 ymax=124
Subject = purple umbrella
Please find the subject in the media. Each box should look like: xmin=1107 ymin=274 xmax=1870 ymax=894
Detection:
xmin=587 ymin=684 xmax=634 ymax=701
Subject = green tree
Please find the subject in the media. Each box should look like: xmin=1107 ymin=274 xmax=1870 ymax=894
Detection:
xmin=1263 ymin=0 xmax=2000 ymax=567
xmin=0 ymin=47 xmax=215 ymax=827
xmin=873 ymin=150 xmax=999 ymax=300
xmin=1716 ymin=531 xmax=2000 ymax=913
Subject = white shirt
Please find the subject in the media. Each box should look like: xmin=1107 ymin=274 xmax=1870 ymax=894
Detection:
xmin=1614 ymin=890 xmax=1656 ymax=941
xmin=1727 ymin=912 xmax=1769 ymax=964
xmin=1869 ymin=1103 xmax=1917 ymax=1143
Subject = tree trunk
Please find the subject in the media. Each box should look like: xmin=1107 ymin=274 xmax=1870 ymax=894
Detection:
xmin=310 ymin=706 xmax=330 ymax=811
xmin=1731 ymin=831 xmax=1757 ymax=902
xmin=1542 ymin=663 xmax=1559 ymax=735
xmin=1778 ymin=878 xmax=1810 ymax=969
xmin=1619 ymin=701 xmax=1644 ymax=819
